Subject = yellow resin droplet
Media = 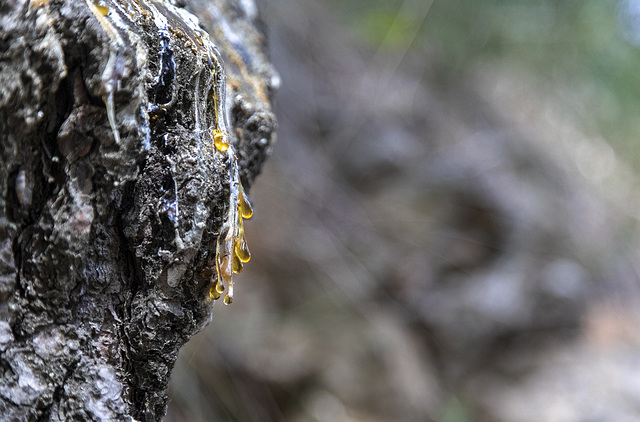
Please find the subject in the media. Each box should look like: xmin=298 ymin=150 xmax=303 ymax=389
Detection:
xmin=232 ymin=253 xmax=243 ymax=273
xmin=216 ymin=280 xmax=225 ymax=293
xmin=235 ymin=234 xmax=251 ymax=263
xmin=93 ymin=0 xmax=108 ymax=15
xmin=212 ymin=129 xmax=229 ymax=151
xmin=209 ymin=283 xmax=221 ymax=300
xmin=238 ymin=185 xmax=253 ymax=219
xmin=223 ymin=292 xmax=233 ymax=305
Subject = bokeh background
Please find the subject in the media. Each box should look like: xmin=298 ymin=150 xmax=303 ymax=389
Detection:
xmin=167 ymin=0 xmax=640 ymax=420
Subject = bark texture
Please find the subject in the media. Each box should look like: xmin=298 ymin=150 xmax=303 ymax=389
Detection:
xmin=0 ymin=0 xmax=277 ymax=420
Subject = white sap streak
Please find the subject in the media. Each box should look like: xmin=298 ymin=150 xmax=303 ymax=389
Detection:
xmin=84 ymin=0 xmax=125 ymax=144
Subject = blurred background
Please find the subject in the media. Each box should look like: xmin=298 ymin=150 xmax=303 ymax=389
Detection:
xmin=167 ymin=0 xmax=640 ymax=420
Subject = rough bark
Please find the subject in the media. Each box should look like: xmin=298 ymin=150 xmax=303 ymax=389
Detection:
xmin=0 ymin=0 xmax=277 ymax=420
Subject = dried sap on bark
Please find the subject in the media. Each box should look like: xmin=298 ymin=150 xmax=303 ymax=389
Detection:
xmin=84 ymin=0 xmax=256 ymax=305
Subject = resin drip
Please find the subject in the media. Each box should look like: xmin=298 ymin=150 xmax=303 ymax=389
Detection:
xmin=85 ymin=0 xmax=256 ymax=306
xmin=84 ymin=0 xmax=124 ymax=144
xmin=210 ymin=153 xmax=253 ymax=305
xmin=207 ymin=44 xmax=253 ymax=305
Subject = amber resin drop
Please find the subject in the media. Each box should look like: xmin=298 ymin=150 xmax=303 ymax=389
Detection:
xmin=215 ymin=279 xmax=226 ymax=293
xmin=209 ymin=283 xmax=221 ymax=300
xmin=212 ymin=129 xmax=229 ymax=151
xmin=223 ymin=292 xmax=233 ymax=305
xmin=232 ymin=253 xmax=243 ymax=273
xmin=93 ymin=0 xmax=108 ymax=15
xmin=234 ymin=216 xmax=251 ymax=262
xmin=96 ymin=4 xmax=108 ymax=15
xmin=235 ymin=234 xmax=251 ymax=263
xmin=238 ymin=184 xmax=253 ymax=219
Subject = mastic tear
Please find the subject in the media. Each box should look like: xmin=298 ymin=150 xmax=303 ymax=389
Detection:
xmin=205 ymin=46 xmax=253 ymax=305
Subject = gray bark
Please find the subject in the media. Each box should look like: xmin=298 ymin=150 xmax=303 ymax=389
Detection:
xmin=0 ymin=0 xmax=277 ymax=420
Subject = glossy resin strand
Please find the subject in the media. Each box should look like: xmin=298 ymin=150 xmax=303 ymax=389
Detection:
xmin=209 ymin=153 xmax=253 ymax=305
xmin=206 ymin=43 xmax=253 ymax=305
xmin=84 ymin=0 xmax=125 ymax=144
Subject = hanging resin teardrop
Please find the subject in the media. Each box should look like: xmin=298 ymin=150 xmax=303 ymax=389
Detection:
xmin=232 ymin=253 xmax=243 ymax=273
xmin=238 ymin=184 xmax=253 ymax=219
xmin=235 ymin=233 xmax=251 ymax=263
xmin=215 ymin=278 xmax=226 ymax=293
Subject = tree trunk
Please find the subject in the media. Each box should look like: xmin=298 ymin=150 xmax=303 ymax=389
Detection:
xmin=0 ymin=0 xmax=277 ymax=420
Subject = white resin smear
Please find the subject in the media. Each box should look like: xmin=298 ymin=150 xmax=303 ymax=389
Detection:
xmin=85 ymin=0 xmax=124 ymax=144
